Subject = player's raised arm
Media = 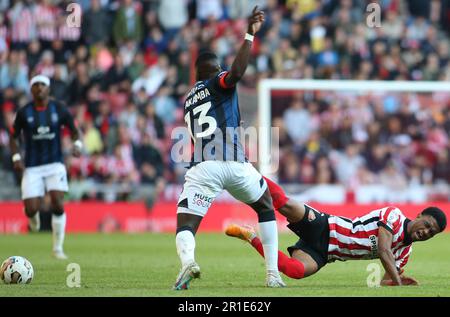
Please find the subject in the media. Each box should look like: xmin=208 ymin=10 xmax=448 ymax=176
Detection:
xmin=223 ymin=6 xmax=265 ymax=87
xmin=378 ymin=226 xmax=402 ymax=286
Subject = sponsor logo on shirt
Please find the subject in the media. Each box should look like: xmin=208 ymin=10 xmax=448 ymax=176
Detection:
xmin=32 ymin=125 xmax=55 ymax=140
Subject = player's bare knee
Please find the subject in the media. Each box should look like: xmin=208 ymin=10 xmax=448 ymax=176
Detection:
xmin=303 ymin=263 xmax=319 ymax=277
xmin=250 ymin=189 xmax=273 ymax=213
xmin=176 ymin=213 xmax=202 ymax=235
xmin=249 ymin=194 xmax=276 ymax=223
xmin=52 ymin=209 xmax=64 ymax=216
xmin=280 ymin=200 xmax=306 ymax=223
xmin=50 ymin=202 xmax=65 ymax=215
xmin=292 ymin=251 xmax=319 ymax=277
xmin=24 ymin=199 xmax=40 ymax=217
xmin=24 ymin=207 xmax=39 ymax=218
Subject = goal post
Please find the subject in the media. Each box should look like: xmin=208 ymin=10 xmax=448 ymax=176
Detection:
xmin=258 ymin=79 xmax=450 ymax=178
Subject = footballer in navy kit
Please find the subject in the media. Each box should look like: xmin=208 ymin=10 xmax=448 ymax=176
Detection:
xmin=183 ymin=65 xmax=246 ymax=164
xmin=173 ymin=7 xmax=285 ymax=290
xmin=9 ymin=75 xmax=83 ymax=260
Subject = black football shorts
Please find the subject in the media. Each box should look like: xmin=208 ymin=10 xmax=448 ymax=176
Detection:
xmin=287 ymin=204 xmax=330 ymax=269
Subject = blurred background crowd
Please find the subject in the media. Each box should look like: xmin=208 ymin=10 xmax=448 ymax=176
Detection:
xmin=0 ymin=0 xmax=449 ymax=205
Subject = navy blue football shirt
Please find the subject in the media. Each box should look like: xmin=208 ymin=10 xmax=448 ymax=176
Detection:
xmin=11 ymin=100 xmax=77 ymax=167
xmin=184 ymin=71 xmax=246 ymax=164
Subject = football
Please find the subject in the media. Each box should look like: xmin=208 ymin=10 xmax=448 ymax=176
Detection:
xmin=0 ymin=256 xmax=34 ymax=284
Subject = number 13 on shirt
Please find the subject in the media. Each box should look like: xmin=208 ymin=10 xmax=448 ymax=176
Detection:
xmin=184 ymin=101 xmax=218 ymax=142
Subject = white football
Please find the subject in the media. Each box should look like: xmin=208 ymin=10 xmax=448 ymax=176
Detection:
xmin=0 ymin=256 xmax=34 ymax=284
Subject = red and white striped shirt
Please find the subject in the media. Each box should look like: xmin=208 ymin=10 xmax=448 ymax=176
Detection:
xmin=8 ymin=4 xmax=36 ymax=43
xmin=328 ymin=206 xmax=412 ymax=273
xmin=58 ymin=23 xmax=81 ymax=42
xmin=35 ymin=4 xmax=58 ymax=41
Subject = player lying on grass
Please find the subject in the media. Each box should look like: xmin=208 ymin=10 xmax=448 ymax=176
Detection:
xmin=226 ymin=177 xmax=447 ymax=286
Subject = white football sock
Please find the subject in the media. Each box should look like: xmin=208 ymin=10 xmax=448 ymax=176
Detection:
xmin=258 ymin=220 xmax=279 ymax=273
xmin=176 ymin=230 xmax=196 ymax=267
xmin=52 ymin=213 xmax=66 ymax=253
xmin=28 ymin=212 xmax=40 ymax=232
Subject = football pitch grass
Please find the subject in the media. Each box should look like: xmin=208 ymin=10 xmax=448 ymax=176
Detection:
xmin=0 ymin=232 xmax=449 ymax=297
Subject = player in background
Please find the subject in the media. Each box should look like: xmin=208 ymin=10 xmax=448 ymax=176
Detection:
xmin=173 ymin=7 xmax=285 ymax=290
xmin=226 ymin=177 xmax=447 ymax=286
xmin=9 ymin=75 xmax=82 ymax=260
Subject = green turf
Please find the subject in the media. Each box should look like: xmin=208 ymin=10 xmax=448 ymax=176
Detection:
xmin=0 ymin=232 xmax=449 ymax=297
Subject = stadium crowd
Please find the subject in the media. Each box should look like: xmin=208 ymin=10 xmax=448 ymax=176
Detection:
xmin=0 ymin=0 xmax=449 ymax=203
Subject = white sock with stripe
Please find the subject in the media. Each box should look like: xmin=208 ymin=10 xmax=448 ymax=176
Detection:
xmin=52 ymin=213 xmax=66 ymax=253
xmin=258 ymin=220 xmax=279 ymax=273
xmin=176 ymin=230 xmax=196 ymax=267
xmin=28 ymin=211 xmax=40 ymax=232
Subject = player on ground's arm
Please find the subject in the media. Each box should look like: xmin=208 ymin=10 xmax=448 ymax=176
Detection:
xmin=9 ymin=75 xmax=82 ymax=260
xmin=173 ymin=7 xmax=286 ymax=290
xmin=226 ymin=177 xmax=447 ymax=286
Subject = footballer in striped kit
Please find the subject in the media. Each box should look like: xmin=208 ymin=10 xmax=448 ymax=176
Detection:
xmin=226 ymin=177 xmax=447 ymax=286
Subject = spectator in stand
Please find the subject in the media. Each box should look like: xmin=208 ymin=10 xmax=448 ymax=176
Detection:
xmin=143 ymin=101 xmax=165 ymax=140
xmin=82 ymin=117 xmax=104 ymax=155
xmin=272 ymin=117 xmax=294 ymax=152
xmin=133 ymin=132 xmax=165 ymax=211
xmin=118 ymin=99 xmax=139 ymax=137
xmin=272 ymin=38 xmax=297 ymax=74
xmin=35 ymin=0 xmax=58 ymax=50
xmin=364 ymin=144 xmax=390 ymax=174
xmin=7 ymin=0 xmax=36 ymax=50
xmin=196 ymin=0 xmax=223 ymax=23
xmin=153 ymin=86 xmax=177 ymax=125
xmin=50 ymin=64 xmax=68 ymax=103
xmin=279 ymin=151 xmax=301 ymax=184
xmin=433 ymin=149 xmax=450 ymax=184
xmin=67 ymin=61 xmax=91 ymax=105
xmin=382 ymin=10 xmax=405 ymax=41
xmin=102 ymin=53 xmax=130 ymax=91
xmin=315 ymin=156 xmax=336 ymax=184
xmin=379 ymin=160 xmax=409 ymax=201
xmin=57 ymin=5 xmax=81 ymax=52
xmin=113 ymin=0 xmax=143 ymax=47
xmin=298 ymin=131 xmax=331 ymax=163
xmin=0 ymin=13 xmax=8 ymax=59
xmin=94 ymin=99 xmax=117 ymax=143
xmin=283 ymin=98 xmax=313 ymax=144
xmin=157 ymin=0 xmax=188 ymax=39
xmin=331 ymin=143 xmax=366 ymax=187
xmin=81 ymin=0 xmax=111 ymax=46
xmin=132 ymin=55 xmax=169 ymax=97
xmin=34 ymin=50 xmax=55 ymax=78
xmin=0 ymin=50 xmax=28 ymax=93
xmin=27 ymin=40 xmax=42 ymax=69
xmin=127 ymin=52 xmax=146 ymax=82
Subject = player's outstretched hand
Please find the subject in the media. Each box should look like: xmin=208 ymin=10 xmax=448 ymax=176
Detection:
xmin=247 ymin=6 xmax=265 ymax=35
xmin=380 ymin=279 xmax=398 ymax=286
xmin=400 ymin=275 xmax=419 ymax=286
xmin=381 ymin=276 xmax=419 ymax=286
